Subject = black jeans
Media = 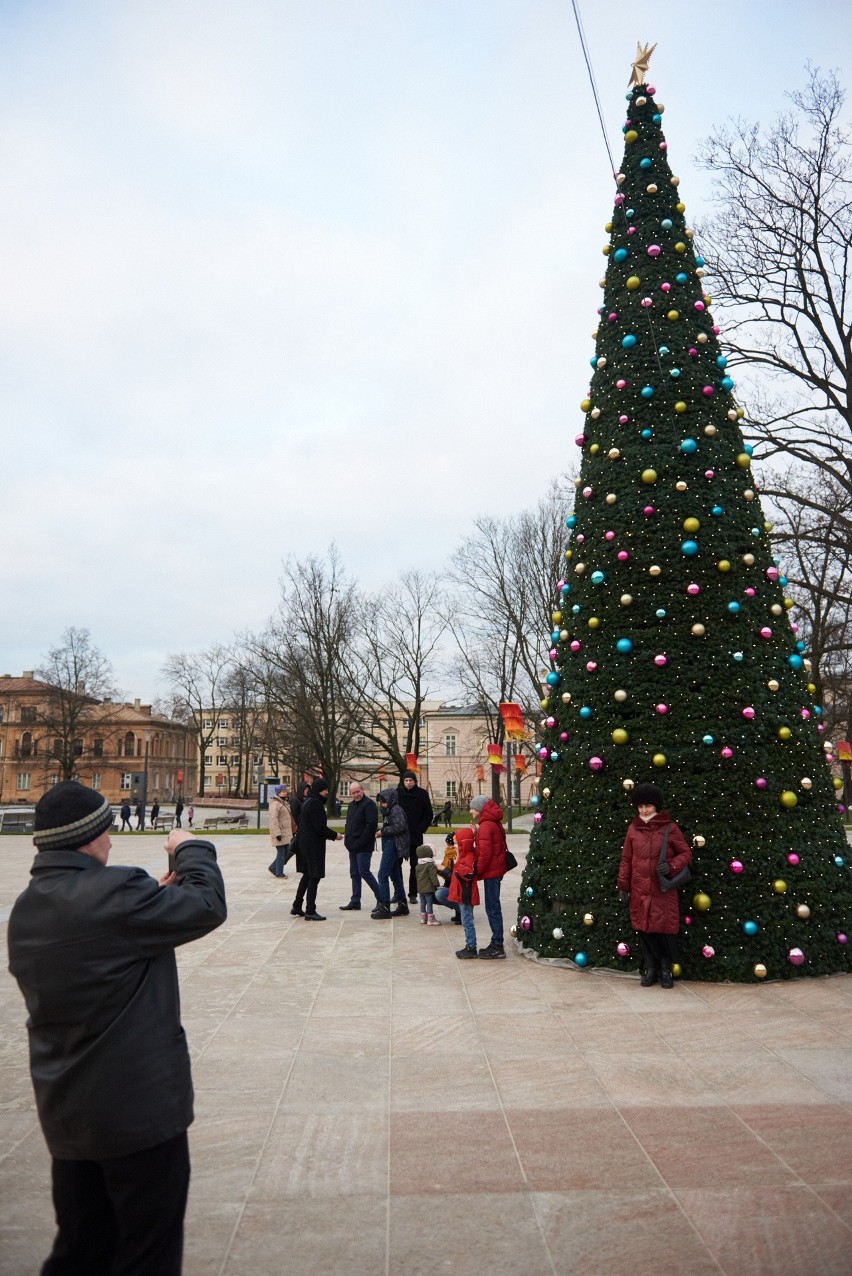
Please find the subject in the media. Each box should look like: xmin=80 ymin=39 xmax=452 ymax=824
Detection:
xmin=293 ymin=872 xmax=320 ymax=913
xmin=43 ymin=1131 xmax=190 ymax=1276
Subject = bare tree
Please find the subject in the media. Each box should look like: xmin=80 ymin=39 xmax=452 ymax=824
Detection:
xmin=244 ymin=547 xmax=361 ymax=802
xmin=161 ymin=644 xmax=234 ymax=796
xmin=34 ymin=627 xmax=119 ymax=780
xmin=696 ymin=67 xmax=852 ymax=522
xmin=351 ymin=571 xmax=447 ymax=776
xmin=771 ymin=473 xmax=852 ymax=740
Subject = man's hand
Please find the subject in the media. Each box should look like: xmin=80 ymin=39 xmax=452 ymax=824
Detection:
xmin=165 ymin=828 xmax=197 ymax=856
xmin=158 ymin=870 xmax=177 ymax=887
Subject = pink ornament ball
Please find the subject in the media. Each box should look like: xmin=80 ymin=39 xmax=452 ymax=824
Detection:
xmin=721 ymin=747 xmax=733 ymax=759
xmin=837 ymin=933 xmax=848 ymax=945
xmin=614 ymin=193 xmax=625 ymax=206
xmin=713 ymin=325 xmax=721 ymax=334
xmin=619 ymin=414 xmax=629 ymax=423
xmin=702 ymin=945 xmax=715 ymax=958
xmin=801 ymin=708 xmax=810 ymax=719
xmin=704 ymin=469 xmax=715 ymax=479
xmin=616 ymin=379 xmax=627 ymax=390
xmin=654 ymin=654 xmax=668 ymax=667
xmin=760 ymin=627 xmax=772 ymax=639
xmin=548 ymin=648 xmax=557 ymax=661
xmin=702 ymin=385 xmax=715 ymax=397
xmin=647 ymin=244 xmax=661 ymax=257
xmin=538 ymin=747 xmax=548 ymax=760
xmin=521 ymin=915 xmax=532 ymax=931
xmin=694 ymin=300 xmax=705 ymax=312
xmin=647 ymin=84 xmax=656 ymax=94
xmin=640 ymin=296 xmax=653 ymax=307
xmin=687 ymin=583 xmax=700 ymax=596
xmin=533 ymin=812 xmax=542 ymax=824
xmin=616 ymin=941 xmax=631 ymax=958
xmin=755 ymin=777 xmax=768 ymax=789
xmin=643 ymin=505 xmax=655 ymax=517
xmin=684 ymin=915 xmax=692 ymax=925
xmin=826 ymin=754 xmax=835 ymax=764
xmin=575 ymin=434 xmax=586 ymax=447
xmin=660 ymin=282 xmax=671 ymax=292
xmin=576 ymin=533 xmax=585 ymax=543
xmin=570 ymin=640 xmax=581 ymax=652
xmin=787 ymin=853 xmax=800 ymax=866
xmin=589 ymin=756 xmax=604 ymax=772
xmin=745 ymin=587 xmax=756 ymax=597
xmin=559 ymin=731 xmax=568 ymax=741
xmin=583 ymin=486 xmax=593 ymax=499
xmin=586 ymin=661 xmax=597 ymax=673
xmin=659 ymin=141 xmax=667 ymax=150
xmin=742 ymin=707 xmax=755 ymax=720
xmin=605 ymin=530 xmax=615 ymax=540
xmin=627 ymin=226 xmax=636 ymax=236
xmin=608 ymin=312 xmax=618 ymax=322
xmin=656 ymin=703 xmax=668 ymax=715
xmin=788 ymin=947 xmax=805 ymax=966
xmin=545 ymin=716 xmax=556 ymax=728
xmin=766 ymin=566 xmax=780 ymax=581
xmin=617 ymin=550 xmax=630 ymax=562
xmin=689 ymin=347 xmax=698 ymax=357
xmin=730 ymin=860 xmax=743 ymax=874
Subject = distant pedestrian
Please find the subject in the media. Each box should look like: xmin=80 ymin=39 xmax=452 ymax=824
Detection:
xmin=150 ymin=801 xmax=160 ymax=828
xmin=267 ymin=785 xmax=293 ymax=879
xmin=119 ymin=802 xmax=132 ymax=832
xmin=340 ymin=783 xmax=379 ymax=911
xmin=414 ymin=844 xmax=441 ymax=924
xmin=617 ymin=783 xmax=692 ymax=989
xmin=441 ymin=800 xmax=453 ymax=826
xmin=187 ymin=805 xmax=194 ymax=828
xmin=135 ymin=801 xmax=144 ymax=832
xmin=371 ymin=788 xmax=410 ymax=920
xmin=397 ymin=770 xmax=433 ymax=904
xmin=290 ymin=782 xmax=311 ymax=829
xmin=291 ymin=777 xmax=339 ymax=921
xmin=175 ymin=798 xmax=184 ymax=828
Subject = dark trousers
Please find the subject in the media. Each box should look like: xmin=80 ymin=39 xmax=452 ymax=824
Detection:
xmin=348 ymin=850 xmax=379 ymax=902
xmin=43 ymin=1130 xmax=189 ymax=1276
xmin=294 ymin=872 xmax=320 ymax=913
xmin=639 ymin=932 xmax=678 ymax=970
xmin=377 ymin=842 xmax=405 ymax=906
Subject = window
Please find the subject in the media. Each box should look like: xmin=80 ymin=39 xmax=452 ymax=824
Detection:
xmin=340 ymin=780 xmax=351 ymax=797
xmin=218 ymin=719 xmax=229 ymax=728
xmin=203 ymin=719 xmax=213 ymax=728
xmin=443 ymin=734 xmax=457 ymax=757
xmin=204 ymin=755 xmax=212 ymax=765
xmin=92 ymin=773 xmax=101 ymax=790
xmin=216 ymin=754 xmax=228 ymax=766
xmin=48 ymin=774 xmax=60 ymax=787
xmin=445 ymin=780 xmax=457 ymax=798
xmin=20 ymin=732 xmax=33 ymax=758
xmin=230 ymin=755 xmax=239 ymax=766
xmin=93 ymin=738 xmax=104 ymax=758
xmin=122 ymin=731 xmax=135 ymax=758
xmin=217 ymin=737 xmax=227 ymax=746
xmin=16 ymin=773 xmax=31 ymax=791
xmin=73 ymin=738 xmax=83 ymax=758
xmin=121 ymin=773 xmax=132 ymax=790
xmin=0 ymin=707 xmax=4 ymax=722
xmin=20 ymin=707 xmax=36 ymax=725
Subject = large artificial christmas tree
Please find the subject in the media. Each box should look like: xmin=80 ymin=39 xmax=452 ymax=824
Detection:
xmin=517 ymin=64 xmax=852 ymax=982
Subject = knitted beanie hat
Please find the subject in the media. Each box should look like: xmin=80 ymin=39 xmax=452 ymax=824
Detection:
xmin=470 ymin=795 xmax=489 ymax=812
xmin=33 ymin=780 xmax=114 ymax=851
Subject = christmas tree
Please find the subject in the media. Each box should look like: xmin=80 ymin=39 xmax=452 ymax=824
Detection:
xmin=516 ymin=60 xmax=852 ymax=982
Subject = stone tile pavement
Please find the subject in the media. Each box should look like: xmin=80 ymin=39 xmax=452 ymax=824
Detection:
xmin=2 ymin=831 xmax=852 ymax=1275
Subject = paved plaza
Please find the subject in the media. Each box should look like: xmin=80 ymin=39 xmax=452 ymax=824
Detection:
xmin=2 ymin=830 xmax=852 ymax=1275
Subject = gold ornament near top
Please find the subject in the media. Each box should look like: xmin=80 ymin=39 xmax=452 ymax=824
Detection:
xmin=628 ymin=41 xmax=657 ymax=88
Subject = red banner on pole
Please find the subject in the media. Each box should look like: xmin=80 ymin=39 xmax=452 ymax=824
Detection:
xmin=405 ymin=753 xmax=418 ymax=771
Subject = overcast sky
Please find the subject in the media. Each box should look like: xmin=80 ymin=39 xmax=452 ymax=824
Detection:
xmin=2 ymin=0 xmax=850 ymax=701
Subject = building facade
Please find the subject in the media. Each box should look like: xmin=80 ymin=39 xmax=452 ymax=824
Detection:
xmin=0 ymin=674 xmax=197 ymax=806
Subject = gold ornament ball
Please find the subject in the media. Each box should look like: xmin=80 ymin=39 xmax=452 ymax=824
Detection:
xmin=561 ymin=692 xmax=571 ymax=703
xmin=551 ymin=610 xmax=562 ymax=624
xmin=626 ymin=275 xmax=641 ymax=290
xmin=623 ymin=778 xmax=635 ymax=791
xmin=800 ymin=777 xmax=813 ymax=790
xmin=771 ymin=604 xmax=782 ymax=616
xmin=833 ymin=777 xmax=844 ymax=790
xmin=778 ymin=727 xmax=792 ymax=741
xmin=590 ymin=443 xmax=600 ymax=453
xmin=754 ymin=963 xmax=767 ymax=979
xmin=591 ymin=409 xmax=601 ymax=420
xmin=704 ymin=424 xmax=717 ymax=436
xmin=605 ymin=220 xmax=613 ymax=231
xmin=743 ymin=553 xmax=755 ymax=566
xmin=606 ymin=493 xmax=617 ymax=504
xmin=785 ymin=598 xmax=795 ymax=610
xmin=806 ymin=682 xmax=816 ymax=694
xmin=674 ymin=241 xmax=686 ymax=253
xmin=641 ymin=468 xmax=658 ymax=484
xmin=693 ymin=892 xmax=712 ymax=911
xmin=743 ymin=489 xmax=755 ymax=500
xmin=693 ymin=834 xmax=706 ymax=848
xmin=692 ymin=624 xmax=706 ymax=637
xmin=646 ymin=183 xmax=658 ymax=194
xmin=697 ymin=331 xmax=708 ymax=342
xmin=542 ymin=787 xmax=551 ymax=798
xmin=588 ymin=616 xmax=600 ymax=629
xmin=674 ymin=401 xmax=687 ymax=414
xmin=780 ymin=791 xmax=798 ymax=808
xmin=767 ymin=679 xmax=779 ymax=692
xmin=612 ymin=728 xmax=629 ymax=745
xmin=683 ymin=517 xmax=700 ymax=533
xmin=649 ymin=564 xmax=662 ymax=577
xmin=671 ymin=962 xmax=682 ymax=978
xmin=614 ymin=689 xmax=628 ymax=702
xmin=796 ymin=904 xmax=811 ymax=919
xmin=652 ymin=753 xmax=667 ymax=768
xmin=625 ymin=129 xmax=638 ymax=143
xmin=667 ymin=309 xmax=680 ymax=321
xmin=510 ymin=924 xmax=518 ymax=938
xmin=602 ymin=244 xmax=611 ymax=256
xmin=718 ymin=560 xmax=731 ymax=572
xmin=675 ymin=480 xmax=688 ymax=492
xmin=580 ymin=398 xmax=591 ymax=412
xmin=608 ymin=447 xmax=620 ymax=460
xmin=736 ymin=452 xmax=752 ymax=469
xmin=540 ymin=698 xmax=550 ymax=710
xmin=575 ymin=563 xmax=585 ymax=574
xmin=676 ymin=200 xmax=685 ymax=212
xmin=582 ymin=913 xmax=595 ymax=926
xmin=773 ymin=879 xmax=788 ymax=893
xmin=620 ymin=594 xmax=633 ymax=606
xmin=560 ymin=629 xmax=569 ymax=641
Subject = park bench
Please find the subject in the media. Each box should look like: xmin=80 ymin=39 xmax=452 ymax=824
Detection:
xmin=203 ymin=814 xmax=249 ymax=830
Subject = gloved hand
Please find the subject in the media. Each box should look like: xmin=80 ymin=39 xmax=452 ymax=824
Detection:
xmin=657 ymin=862 xmax=671 ymax=877
xmin=618 ymin=889 xmax=629 ymax=903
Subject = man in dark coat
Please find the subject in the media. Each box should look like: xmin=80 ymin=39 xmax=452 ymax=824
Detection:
xmin=119 ymin=800 xmax=132 ymax=831
xmin=397 ymin=769 xmax=434 ymax=903
xmin=7 ymin=779 xmax=227 ymax=1276
xmin=174 ymin=797 xmax=184 ymax=828
xmin=340 ymin=782 xmax=379 ymax=910
xmin=150 ymin=800 xmax=161 ymax=827
xmin=291 ymin=776 xmax=339 ymax=921
xmin=134 ymin=799 xmax=145 ymax=831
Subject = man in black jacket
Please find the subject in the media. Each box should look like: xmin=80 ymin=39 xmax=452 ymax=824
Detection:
xmin=7 ymin=780 xmax=227 ymax=1276
xmin=397 ymin=769 xmax=434 ymax=903
xmin=339 ymin=782 xmax=379 ymax=911
xmin=291 ymin=776 xmax=339 ymax=921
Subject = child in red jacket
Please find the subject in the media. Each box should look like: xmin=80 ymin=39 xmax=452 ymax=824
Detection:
xmin=469 ymin=795 xmax=509 ymax=960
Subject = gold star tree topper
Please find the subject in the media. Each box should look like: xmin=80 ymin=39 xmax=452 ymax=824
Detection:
xmin=628 ymin=41 xmax=657 ymax=88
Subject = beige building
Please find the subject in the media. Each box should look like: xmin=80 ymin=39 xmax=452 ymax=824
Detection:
xmin=0 ymin=674 xmax=197 ymax=806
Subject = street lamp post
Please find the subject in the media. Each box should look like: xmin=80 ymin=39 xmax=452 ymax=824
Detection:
xmin=140 ymin=736 xmax=149 ymax=832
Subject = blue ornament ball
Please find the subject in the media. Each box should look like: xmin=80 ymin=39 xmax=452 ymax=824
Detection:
xmin=641 ymin=385 xmax=655 ymax=399
xmin=835 ymin=856 xmax=845 ymax=867
xmin=579 ymin=706 xmax=592 ymax=720
xmin=549 ymin=750 xmax=559 ymax=762
xmin=727 ymin=601 xmax=741 ymax=614
xmin=655 ymin=608 xmax=667 ymax=619
xmin=614 ymin=247 xmax=629 ymax=263
xmin=616 ymin=638 xmax=633 ymax=653
xmin=622 ymin=333 xmax=637 ymax=348
xmin=574 ymin=952 xmax=589 ymax=967
xmin=639 ymin=157 xmax=652 ymax=169
xmin=661 ymin=218 xmax=673 ymax=230
xmin=658 ymin=345 xmax=670 ymax=356
xmin=695 ymin=255 xmax=705 ymax=267
xmin=720 ymin=376 xmax=734 ymax=391
xmin=733 ymin=651 xmax=744 ymax=662
xmin=675 ymin=272 xmax=687 ymax=284
xmin=788 ymin=654 xmax=803 ymax=670
xmin=525 ymin=886 xmax=534 ymax=898
xmin=546 ymin=671 xmax=559 ymax=686
xmin=641 ymin=428 xmax=652 ymax=439
xmin=702 ymin=735 xmax=714 ymax=745
xmin=590 ymin=570 xmax=605 ymax=585
xmin=711 ymin=505 xmax=723 ymax=516
xmin=680 ymin=438 xmax=698 ymax=454
xmin=743 ymin=920 xmax=758 ymax=936
xmin=716 ymin=355 xmax=728 ymax=368
xmin=565 ymin=514 xmax=577 ymax=528
xmin=681 ymin=540 xmax=699 ymax=556
xmin=530 ymin=795 xmax=540 ymax=807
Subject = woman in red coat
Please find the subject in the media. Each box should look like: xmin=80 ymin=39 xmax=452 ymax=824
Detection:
xmin=616 ymin=784 xmax=692 ymax=988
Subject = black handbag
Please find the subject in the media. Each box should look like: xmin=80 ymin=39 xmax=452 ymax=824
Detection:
xmin=657 ymin=824 xmax=692 ymax=893
xmin=505 ymin=850 xmax=518 ymax=871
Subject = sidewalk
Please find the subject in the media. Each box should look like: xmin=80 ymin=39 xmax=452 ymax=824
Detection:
xmin=2 ymin=832 xmax=851 ymax=1275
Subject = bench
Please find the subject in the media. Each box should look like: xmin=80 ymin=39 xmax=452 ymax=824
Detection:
xmin=203 ymin=817 xmax=223 ymax=829
xmin=202 ymin=814 xmax=248 ymax=829
xmin=152 ymin=816 xmax=174 ymax=831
